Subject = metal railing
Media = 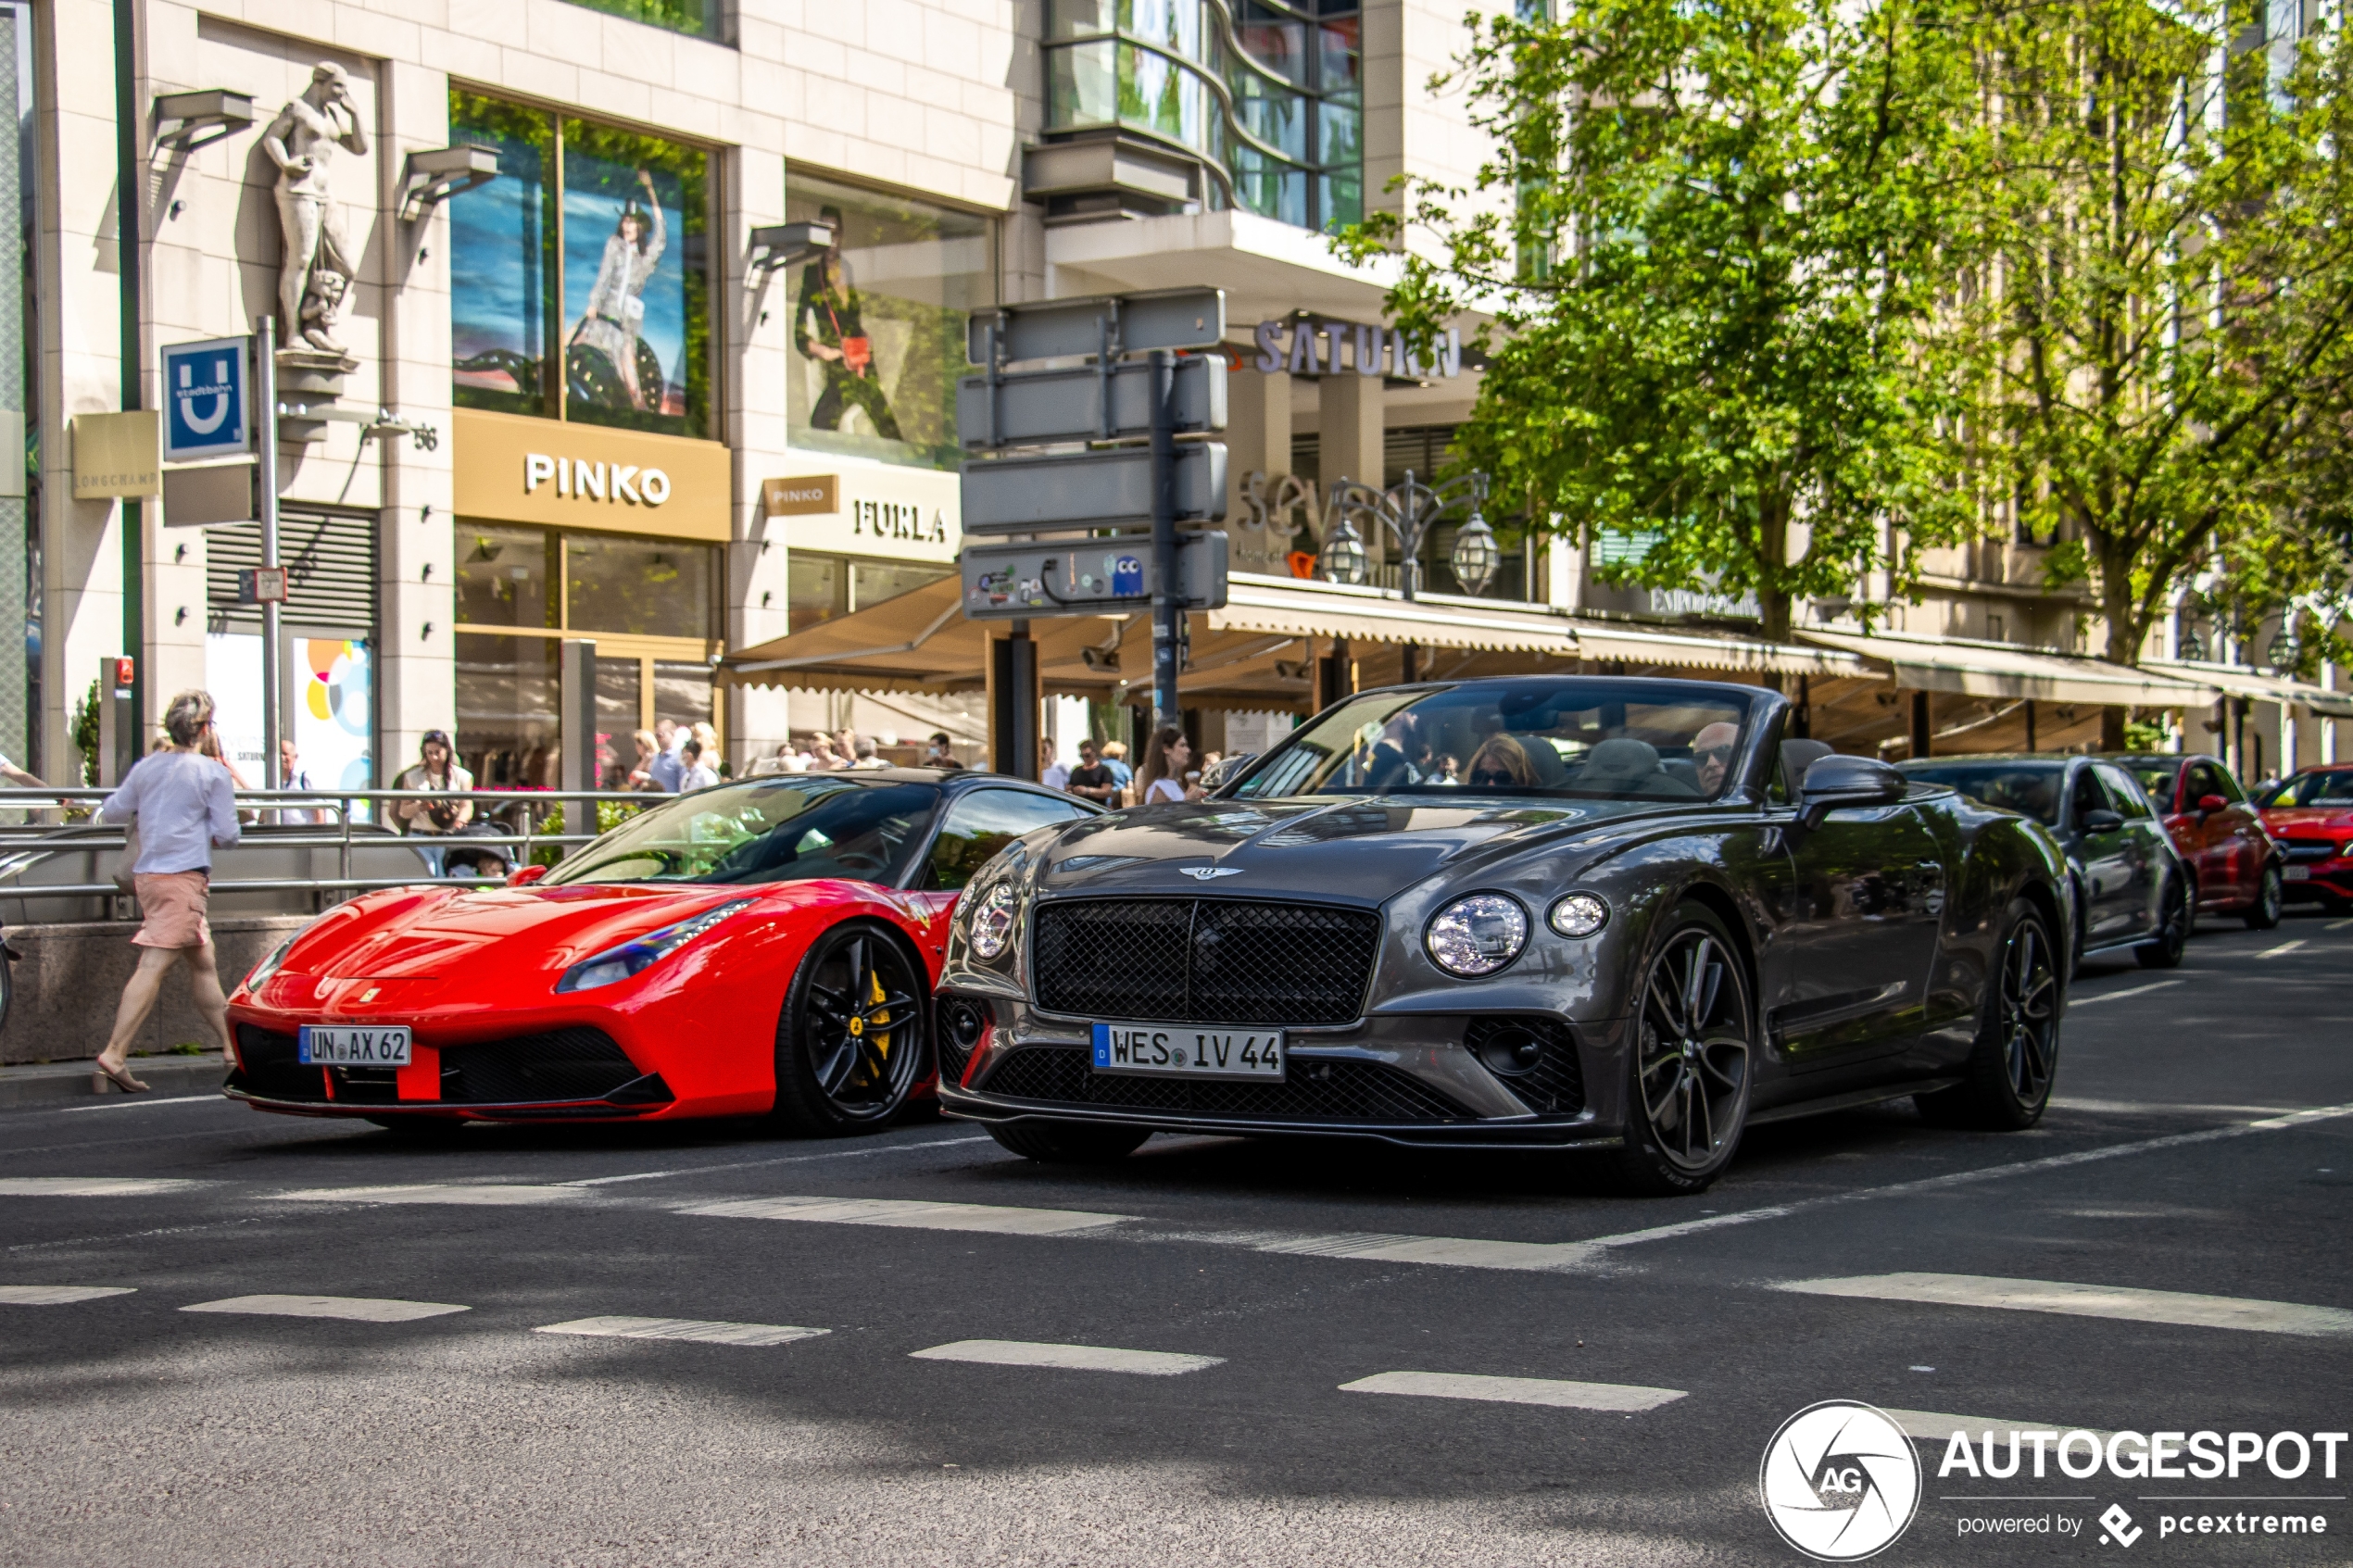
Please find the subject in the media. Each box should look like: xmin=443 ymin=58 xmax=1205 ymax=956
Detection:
xmin=0 ymin=787 xmax=661 ymax=903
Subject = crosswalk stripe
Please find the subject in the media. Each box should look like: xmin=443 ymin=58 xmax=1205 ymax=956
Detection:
xmin=0 ymin=1176 xmax=202 ymax=1197
xmin=681 ymin=1196 xmax=1128 ymax=1236
xmin=2067 ymin=979 xmax=2182 ymax=1007
xmin=1251 ymin=1232 xmax=1596 ymax=1272
xmin=2257 ymin=939 xmax=2308 ymax=959
xmin=909 ymin=1338 xmax=1222 ymax=1375
xmin=1340 ymin=1371 xmax=1685 ymax=1411
xmin=0 ymin=1285 xmax=136 ymax=1304
xmin=1886 ymin=1409 xmax=2115 ymax=1443
xmin=275 ymin=1184 xmax=587 ymax=1207
xmin=535 ymin=1315 xmax=828 ymax=1347
xmin=182 ymin=1294 xmax=469 ymax=1323
xmin=1779 ymin=1273 xmax=2353 ymax=1336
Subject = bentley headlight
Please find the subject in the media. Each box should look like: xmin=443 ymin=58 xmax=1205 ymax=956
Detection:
xmin=1548 ymin=892 xmax=1610 ymax=939
xmin=556 ymin=898 xmax=756 ymax=994
xmin=969 ymin=883 xmax=1019 ymax=960
xmin=1426 ymin=894 xmax=1529 ymax=977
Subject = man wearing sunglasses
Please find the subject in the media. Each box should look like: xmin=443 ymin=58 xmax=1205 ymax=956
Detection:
xmin=1692 ymin=721 xmax=1742 ymax=795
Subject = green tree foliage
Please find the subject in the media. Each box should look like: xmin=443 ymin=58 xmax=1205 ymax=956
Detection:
xmin=1336 ymin=0 xmax=1982 ymax=645
xmin=1953 ymin=0 xmax=2353 ymax=734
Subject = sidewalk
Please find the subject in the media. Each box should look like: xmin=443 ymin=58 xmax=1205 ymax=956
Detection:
xmin=0 ymin=1052 xmax=229 ymax=1108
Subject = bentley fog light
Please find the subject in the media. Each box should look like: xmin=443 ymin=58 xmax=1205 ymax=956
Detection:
xmin=1426 ymin=894 xmax=1529 ymax=976
xmin=1548 ymin=892 xmax=1610 ymax=939
xmin=969 ymin=883 xmax=1019 ymax=960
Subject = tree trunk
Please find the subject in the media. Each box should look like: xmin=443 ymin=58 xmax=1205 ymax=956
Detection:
xmin=2095 ymin=533 xmax=2142 ymax=753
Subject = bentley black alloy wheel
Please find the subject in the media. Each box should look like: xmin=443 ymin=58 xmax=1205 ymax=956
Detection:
xmin=2136 ymin=875 xmax=2190 ymax=970
xmin=1612 ymin=903 xmax=1752 ymax=1196
xmin=772 ymin=922 xmax=927 ymax=1135
xmin=1920 ymin=897 xmax=2060 ymax=1130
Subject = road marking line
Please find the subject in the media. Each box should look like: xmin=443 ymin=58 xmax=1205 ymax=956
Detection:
xmin=182 ymin=1293 xmax=469 ymax=1323
xmin=0 ymin=1284 xmax=136 ymax=1304
xmin=910 ymin=1338 xmax=1222 ymax=1375
xmin=2258 ymin=939 xmax=2308 ymax=959
xmin=535 ymin=1315 xmax=828 ymax=1347
xmin=565 ymin=1134 xmax=992 ymax=1186
xmin=1340 ymin=1371 xmax=1685 ymax=1411
xmin=2328 ymin=918 xmax=2353 ymax=932
xmin=1252 ymin=1232 xmax=1596 ymax=1272
xmin=2068 ymin=980 xmax=2183 ymax=1006
xmin=0 ymin=1176 xmax=203 ymax=1197
xmin=1579 ymin=1101 xmax=2353 ymax=1252
xmin=681 ymin=1196 xmax=1128 ymax=1236
xmin=1888 ymin=1409 xmax=2114 ymax=1443
xmin=1779 ymin=1273 xmax=2353 ymax=1337
xmin=273 ymin=1184 xmax=587 ymax=1207
xmin=56 ymin=1095 xmax=229 ymax=1115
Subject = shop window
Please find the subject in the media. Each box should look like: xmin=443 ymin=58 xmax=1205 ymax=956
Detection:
xmin=457 ymin=633 xmax=560 ymax=787
xmin=596 ymin=658 xmax=643 ymax=788
xmin=788 ymin=555 xmax=843 ymax=633
xmin=654 ymin=660 xmax=717 ymax=736
xmin=850 ymin=560 xmax=952 ymax=612
xmin=449 ymin=91 xmax=714 ymax=439
xmin=455 ymin=525 xmax=556 ymax=630
xmin=566 ymin=533 xmax=715 ymax=639
xmin=784 ymin=171 xmax=992 ymax=471
xmin=557 ymin=0 xmax=724 ymax=44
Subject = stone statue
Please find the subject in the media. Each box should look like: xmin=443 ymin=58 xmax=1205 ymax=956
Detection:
xmin=261 ymin=63 xmax=367 ymax=354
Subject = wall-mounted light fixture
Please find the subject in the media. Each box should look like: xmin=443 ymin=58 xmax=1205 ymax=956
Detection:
xmin=749 ymin=221 xmax=834 ymax=280
xmin=398 ymin=144 xmax=499 ymax=222
xmin=152 ymin=89 xmax=255 ymax=155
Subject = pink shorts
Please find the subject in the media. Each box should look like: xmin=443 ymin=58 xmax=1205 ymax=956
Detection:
xmin=132 ymin=871 xmax=211 ymax=949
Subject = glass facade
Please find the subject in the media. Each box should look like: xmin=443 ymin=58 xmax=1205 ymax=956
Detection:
xmin=558 ymin=0 xmax=724 ymax=42
xmin=449 ymin=91 xmax=715 ymax=439
xmin=1046 ymin=0 xmax=1363 ymax=232
xmin=785 ymin=552 xmax=953 ymax=634
xmin=784 ymin=171 xmax=993 ymax=470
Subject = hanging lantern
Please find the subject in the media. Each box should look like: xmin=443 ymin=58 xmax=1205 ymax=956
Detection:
xmin=1449 ymin=510 xmax=1501 ymax=596
xmin=1317 ymin=516 xmax=1371 ymax=586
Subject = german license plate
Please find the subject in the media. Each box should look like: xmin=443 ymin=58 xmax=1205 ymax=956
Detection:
xmin=2284 ymin=866 xmax=2313 ymax=882
xmin=1091 ymin=1022 xmax=1283 ymax=1080
xmin=297 ymin=1024 xmax=413 ymax=1066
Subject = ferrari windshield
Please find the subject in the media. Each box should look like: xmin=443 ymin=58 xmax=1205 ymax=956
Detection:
xmin=540 ymin=777 xmax=942 ymax=886
xmin=1899 ymin=761 xmax=2061 ymax=824
xmin=2259 ymin=770 xmax=2353 ymax=807
xmin=1227 ymin=680 xmax=1756 ymax=801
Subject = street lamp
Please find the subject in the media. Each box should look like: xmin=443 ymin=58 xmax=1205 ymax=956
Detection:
xmin=1315 ymin=510 xmax=1371 ymax=585
xmin=1321 ymin=468 xmax=1492 ymax=681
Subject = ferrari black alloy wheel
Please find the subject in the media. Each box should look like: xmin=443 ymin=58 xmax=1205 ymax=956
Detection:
xmin=1920 ymin=897 xmax=2060 ymax=1130
xmin=1611 ymin=902 xmax=1752 ymax=1196
xmin=2136 ymin=875 xmax=2190 ymax=970
xmin=772 ymin=922 xmax=928 ymax=1135
xmin=986 ymin=1121 xmax=1153 ymax=1164
xmin=2245 ymin=862 xmax=2284 ymax=931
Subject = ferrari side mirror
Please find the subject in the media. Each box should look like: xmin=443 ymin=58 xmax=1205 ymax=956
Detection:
xmin=2196 ymin=793 xmax=2229 ymax=816
xmin=1798 ymin=755 xmax=1907 ymax=830
xmin=507 ymin=863 xmax=549 ymax=887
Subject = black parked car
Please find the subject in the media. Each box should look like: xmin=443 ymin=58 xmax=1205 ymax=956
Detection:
xmin=1897 ymin=754 xmax=2193 ymax=971
xmin=936 ymin=677 xmax=2075 ymax=1196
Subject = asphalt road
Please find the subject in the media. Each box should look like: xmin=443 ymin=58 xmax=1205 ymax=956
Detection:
xmin=2 ymin=909 xmax=2348 ymax=1567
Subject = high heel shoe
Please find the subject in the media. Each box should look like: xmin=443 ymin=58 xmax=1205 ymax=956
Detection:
xmin=92 ymin=1060 xmax=151 ymax=1094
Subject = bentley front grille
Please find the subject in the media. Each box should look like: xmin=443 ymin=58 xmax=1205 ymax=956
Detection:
xmin=976 ymin=1046 xmax=1472 ymax=1123
xmin=1031 ymin=898 xmax=1382 ymax=1026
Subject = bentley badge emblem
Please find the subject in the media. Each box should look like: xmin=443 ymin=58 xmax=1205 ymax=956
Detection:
xmin=1180 ymin=867 xmax=1242 ymax=881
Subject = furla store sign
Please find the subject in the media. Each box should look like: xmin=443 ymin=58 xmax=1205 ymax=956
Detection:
xmin=453 ymin=408 xmax=730 ymax=541
xmin=761 ymin=467 xmax=961 ymax=564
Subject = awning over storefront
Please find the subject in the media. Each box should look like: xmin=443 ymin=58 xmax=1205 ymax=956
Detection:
xmin=1571 ymin=622 xmax=1870 ymax=678
xmin=2145 ymin=659 xmax=2353 ymax=721
xmin=1209 ymin=576 xmax=1576 ymax=653
xmin=1799 ymin=629 xmax=2216 ymax=708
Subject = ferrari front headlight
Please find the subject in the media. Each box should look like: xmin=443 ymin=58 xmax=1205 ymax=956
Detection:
xmin=968 ymin=883 xmax=1020 ymax=960
xmin=1426 ymin=894 xmax=1529 ymax=977
xmin=243 ymin=933 xmax=300 ymax=995
xmin=556 ymin=898 xmax=756 ymax=994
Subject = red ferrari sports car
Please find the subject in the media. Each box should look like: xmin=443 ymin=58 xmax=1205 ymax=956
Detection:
xmin=2255 ymin=764 xmax=2353 ymax=909
xmin=224 ymin=770 xmax=1094 ymax=1135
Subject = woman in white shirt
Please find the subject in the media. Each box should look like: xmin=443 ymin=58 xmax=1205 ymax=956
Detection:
xmin=1137 ymin=725 xmax=1202 ymax=805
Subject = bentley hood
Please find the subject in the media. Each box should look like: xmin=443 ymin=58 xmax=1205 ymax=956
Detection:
xmin=1029 ymin=797 xmax=1677 ymax=903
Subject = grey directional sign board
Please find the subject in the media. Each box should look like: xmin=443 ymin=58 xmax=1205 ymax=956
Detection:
xmin=957 ymin=355 xmax=1225 ymax=448
xmin=967 ymin=288 xmax=1225 ymax=365
xmin=962 ymin=531 xmax=1228 ymax=621
xmin=961 ymin=443 xmax=1227 ymax=535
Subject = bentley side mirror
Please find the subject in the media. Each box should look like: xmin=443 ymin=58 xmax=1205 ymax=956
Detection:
xmin=506 ymin=863 xmax=549 ymax=887
xmin=1797 ymin=755 xmax=1907 ymax=830
xmin=2082 ymin=808 xmax=2125 ymax=834
xmin=2196 ymin=793 xmax=2229 ymax=817
xmin=1201 ymin=753 xmax=1254 ymax=792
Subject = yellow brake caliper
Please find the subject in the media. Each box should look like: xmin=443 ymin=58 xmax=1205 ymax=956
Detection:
xmin=867 ymin=969 xmax=891 ymax=1064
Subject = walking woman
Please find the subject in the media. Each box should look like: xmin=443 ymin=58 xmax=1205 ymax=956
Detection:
xmin=93 ymin=691 xmax=240 ymax=1092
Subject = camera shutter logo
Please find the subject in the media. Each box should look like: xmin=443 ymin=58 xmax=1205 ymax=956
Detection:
xmin=2098 ymin=1505 xmax=2143 ymax=1547
xmin=1758 ymin=1400 xmax=1921 ymax=1561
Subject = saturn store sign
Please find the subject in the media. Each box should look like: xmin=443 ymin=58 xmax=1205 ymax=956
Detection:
xmin=453 ymin=408 xmax=730 ymax=542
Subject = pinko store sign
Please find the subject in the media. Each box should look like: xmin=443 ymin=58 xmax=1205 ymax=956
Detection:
xmin=453 ymin=408 xmax=731 ymax=541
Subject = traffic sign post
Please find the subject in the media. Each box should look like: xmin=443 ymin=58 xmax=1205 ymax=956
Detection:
xmin=158 ymin=336 xmax=253 ymax=462
xmin=956 ymin=287 xmax=1230 ymax=734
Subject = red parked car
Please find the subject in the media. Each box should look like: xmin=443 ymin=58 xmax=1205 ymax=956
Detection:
xmin=225 ymin=771 xmax=1094 ymax=1135
xmin=2108 ymin=753 xmax=2284 ymax=928
xmin=2253 ymin=765 xmax=2353 ymax=909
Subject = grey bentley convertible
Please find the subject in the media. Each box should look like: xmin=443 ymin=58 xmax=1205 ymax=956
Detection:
xmin=935 ymin=676 xmax=2074 ymax=1195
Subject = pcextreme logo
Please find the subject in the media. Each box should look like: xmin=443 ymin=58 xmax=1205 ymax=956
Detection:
xmin=1760 ymin=1401 xmax=1924 ymax=1562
